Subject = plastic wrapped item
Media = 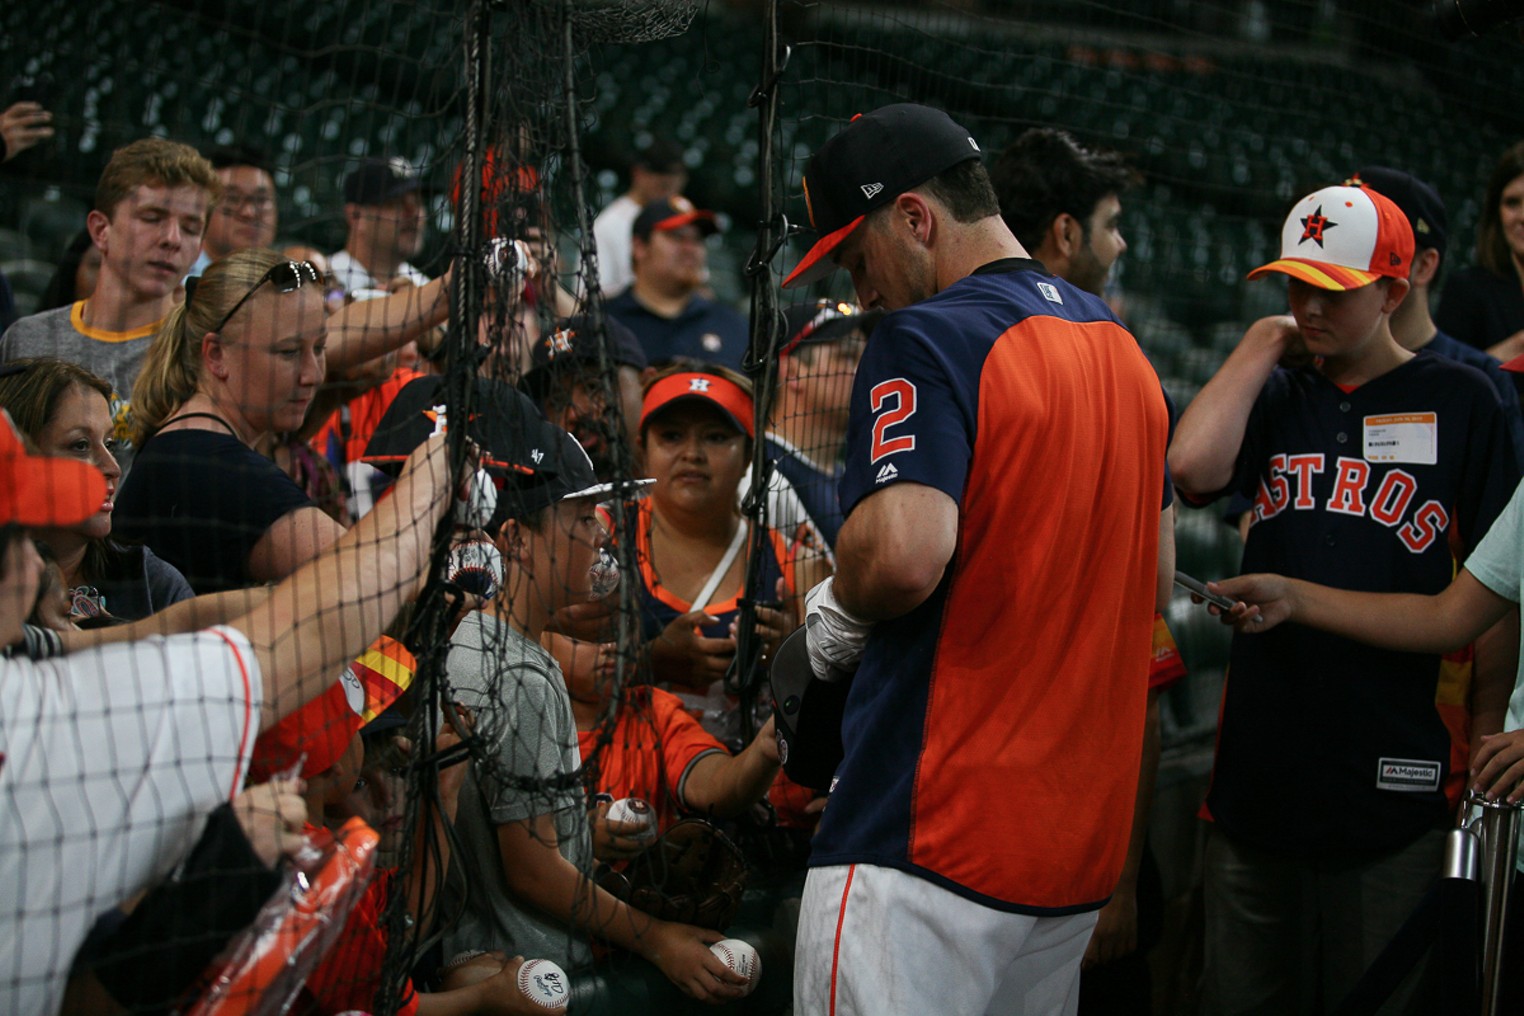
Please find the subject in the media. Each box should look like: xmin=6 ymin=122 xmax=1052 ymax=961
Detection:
xmin=184 ymin=818 xmax=379 ymax=1016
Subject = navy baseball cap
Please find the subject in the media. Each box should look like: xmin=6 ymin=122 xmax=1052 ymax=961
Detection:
xmin=344 ymin=157 xmax=422 ymax=206
xmin=500 ymin=422 xmax=651 ymax=525
xmin=783 ymin=104 xmax=984 ymax=289
xmin=1351 ymin=166 xmax=1448 ymax=255
xmin=779 ymin=301 xmax=881 ymax=358
xmin=362 ymin=375 xmax=546 ymax=478
xmin=632 ymin=195 xmax=719 ymax=240
xmin=527 ymin=315 xmax=648 ymax=375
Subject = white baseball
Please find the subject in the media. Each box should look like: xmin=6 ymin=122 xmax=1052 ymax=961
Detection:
xmin=709 ymin=938 xmax=761 ymax=995
xmin=608 ymin=797 xmax=658 ymax=840
xmin=516 ymin=958 xmax=570 ymax=1010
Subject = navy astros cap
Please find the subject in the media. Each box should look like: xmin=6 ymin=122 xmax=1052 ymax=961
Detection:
xmin=783 ymin=103 xmax=984 ymax=289
xmin=528 ymin=314 xmax=648 ymax=375
xmin=1351 ymin=166 xmax=1448 ymax=255
xmin=362 ymin=375 xmax=545 ymax=478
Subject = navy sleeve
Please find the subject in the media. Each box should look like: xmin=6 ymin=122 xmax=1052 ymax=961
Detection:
xmin=839 ymin=313 xmax=976 ymax=517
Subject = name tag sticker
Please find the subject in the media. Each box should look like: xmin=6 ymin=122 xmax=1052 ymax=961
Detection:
xmin=1364 ymin=413 xmax=1436 ymax=465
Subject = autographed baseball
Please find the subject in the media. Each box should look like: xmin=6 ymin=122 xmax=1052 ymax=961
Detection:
xmin=517 ymin=958 xmax=570 ymax=1010
xmin=710 ymin=938 xmax=761 ymax=995
xmin=608 ymin=797 xmax=657 ymax=839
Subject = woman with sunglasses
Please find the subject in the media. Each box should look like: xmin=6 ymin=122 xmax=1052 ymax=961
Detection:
xmin=115 ymin=248 xmax=343 ymax=593
xmin=0 ymin=357 xmax=193 ymax=621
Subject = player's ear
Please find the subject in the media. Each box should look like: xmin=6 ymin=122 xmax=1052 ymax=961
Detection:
xmin=894 ymin=192 xmax=934 ymax=247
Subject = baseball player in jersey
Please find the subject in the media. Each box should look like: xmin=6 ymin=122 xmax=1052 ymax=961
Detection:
xmin=1170 ymin=182 xmax=1519 ymax=1013
xmin=781 ymin=104 xmax=1172 ymax=1015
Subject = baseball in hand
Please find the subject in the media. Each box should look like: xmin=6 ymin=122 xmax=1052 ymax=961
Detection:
xmin=710 ymin=938 xmax=761 ymax=995
xmin=517 ymin=958 xmax=570 ymax=1009
xmin=608 ymin=797 xmax=658 ymax=840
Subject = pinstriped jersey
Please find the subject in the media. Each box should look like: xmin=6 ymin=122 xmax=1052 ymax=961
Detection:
xmin=811 ymin=261 xmax=1171 ymax=914
xmin=1200 ymin=352 xmax=1518 ymax=854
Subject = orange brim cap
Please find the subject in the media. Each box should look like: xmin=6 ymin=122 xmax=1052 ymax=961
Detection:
xmin=1246 ymin=258 xmax=1380 ymax=291
xmin=654 ymin=209 xmax=719 ymax=235
xmin=782 ymin=215 xmax=866 ymax=289
xmin=1 ymin=411 xmax=108 ymax=529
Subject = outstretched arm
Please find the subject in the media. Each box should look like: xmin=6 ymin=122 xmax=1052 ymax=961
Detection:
xmin=1210 ymin=568 xmax=1513 ymax=654
xmin=682 ymin=715 xmax=782 ymax=818
xmin=238 ymin=434 xmax=457 ymax=729
xmin=325 ymin=265 xmax=452 ymax=373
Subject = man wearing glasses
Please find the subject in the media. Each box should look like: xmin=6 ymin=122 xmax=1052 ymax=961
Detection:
xmin=187 ymin=143 xmax=279 ymax=278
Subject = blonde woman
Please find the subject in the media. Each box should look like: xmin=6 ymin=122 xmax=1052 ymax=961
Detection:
xmin=115 ymin=247 xmax=342 ymax=592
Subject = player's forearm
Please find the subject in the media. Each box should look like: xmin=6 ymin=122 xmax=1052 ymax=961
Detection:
xmin=325 ymin=274 xmax=450 ymax=372
xmin=833 ymin=485 xmax=957 ymax=620
xmin=1471 ymin=608 xmax=1519 ymax=752
xmin=684 ymin=747 xmax=779 ymax=818
xmin=1169 ymin=327 xmax=1285 ymax=496
xmin=248 ymin=436 xmax=452 ymax=728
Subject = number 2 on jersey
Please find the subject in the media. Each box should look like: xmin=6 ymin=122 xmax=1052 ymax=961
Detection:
xmin=869 ymin=378 xmax=917 ymax=463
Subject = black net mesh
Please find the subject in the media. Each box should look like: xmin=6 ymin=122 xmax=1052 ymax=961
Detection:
xmin=2 ymin=0 xmax=1524 ymax=1012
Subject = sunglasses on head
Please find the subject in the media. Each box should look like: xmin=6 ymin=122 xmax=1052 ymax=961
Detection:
xmin=202 ymin=260 xmax=322 ymax=335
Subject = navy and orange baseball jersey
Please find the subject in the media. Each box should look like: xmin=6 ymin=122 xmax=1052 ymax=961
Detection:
xmin=1196 ymin=352 xmax=1518 ymax=854
xmin=809 ymin=259 xmax=1172 ymax=914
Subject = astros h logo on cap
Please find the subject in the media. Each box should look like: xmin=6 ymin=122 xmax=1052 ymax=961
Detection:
xmin=1247 ymin=183 xmax=1414 ymax=291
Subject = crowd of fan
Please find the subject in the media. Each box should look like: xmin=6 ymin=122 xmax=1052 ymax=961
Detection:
xmin=4 ymin=83 xmax=1524 ymax=1016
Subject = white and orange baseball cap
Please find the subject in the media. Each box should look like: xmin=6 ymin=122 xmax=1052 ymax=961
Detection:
xmin=1247 ymin=183 xmax=1414 ymax=291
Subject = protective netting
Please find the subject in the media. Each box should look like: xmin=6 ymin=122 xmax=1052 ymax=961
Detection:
xmin=3 ymin=0 xmax=1524 ymax=1012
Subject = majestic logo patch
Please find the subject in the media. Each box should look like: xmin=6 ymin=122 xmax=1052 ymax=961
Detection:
xmin=1036 ymin=281 xmax=1063 ymax=304
xmin=860 ymin=182 xmax=884 ymax=200
xmin=1299 ymin=206 xmax=1337 ymax=247
xmin=1376 ymin=757 xmax=1441 ymax=793
xmin=688 ymin=377 xmax=712 ymax=392
xmin=875 ymin=462 xmax=899 ymax=484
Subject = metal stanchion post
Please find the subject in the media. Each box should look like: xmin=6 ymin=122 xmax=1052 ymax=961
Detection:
xmin=1474 ymin=792 xmax=1521 ymax=1016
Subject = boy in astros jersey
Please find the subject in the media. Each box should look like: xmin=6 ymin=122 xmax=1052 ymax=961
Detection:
xmin=1170 ymin=180 xmax=1520 ymax=1014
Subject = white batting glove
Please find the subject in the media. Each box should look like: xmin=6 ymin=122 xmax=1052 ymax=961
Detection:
xmin=804 ymin=577 xmax=872 ymax=683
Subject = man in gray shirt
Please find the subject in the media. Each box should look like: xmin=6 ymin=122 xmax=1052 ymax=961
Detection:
xmin=0 ymin=137 xmax=219 ymax=473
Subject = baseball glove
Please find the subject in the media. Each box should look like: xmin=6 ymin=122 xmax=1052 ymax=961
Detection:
xmin=594 ymin=818 xmax=749 ymax=930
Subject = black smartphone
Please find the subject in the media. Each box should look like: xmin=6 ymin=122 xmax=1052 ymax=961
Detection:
xmin=1174 ymin=570 xmax=1238 ymax=611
